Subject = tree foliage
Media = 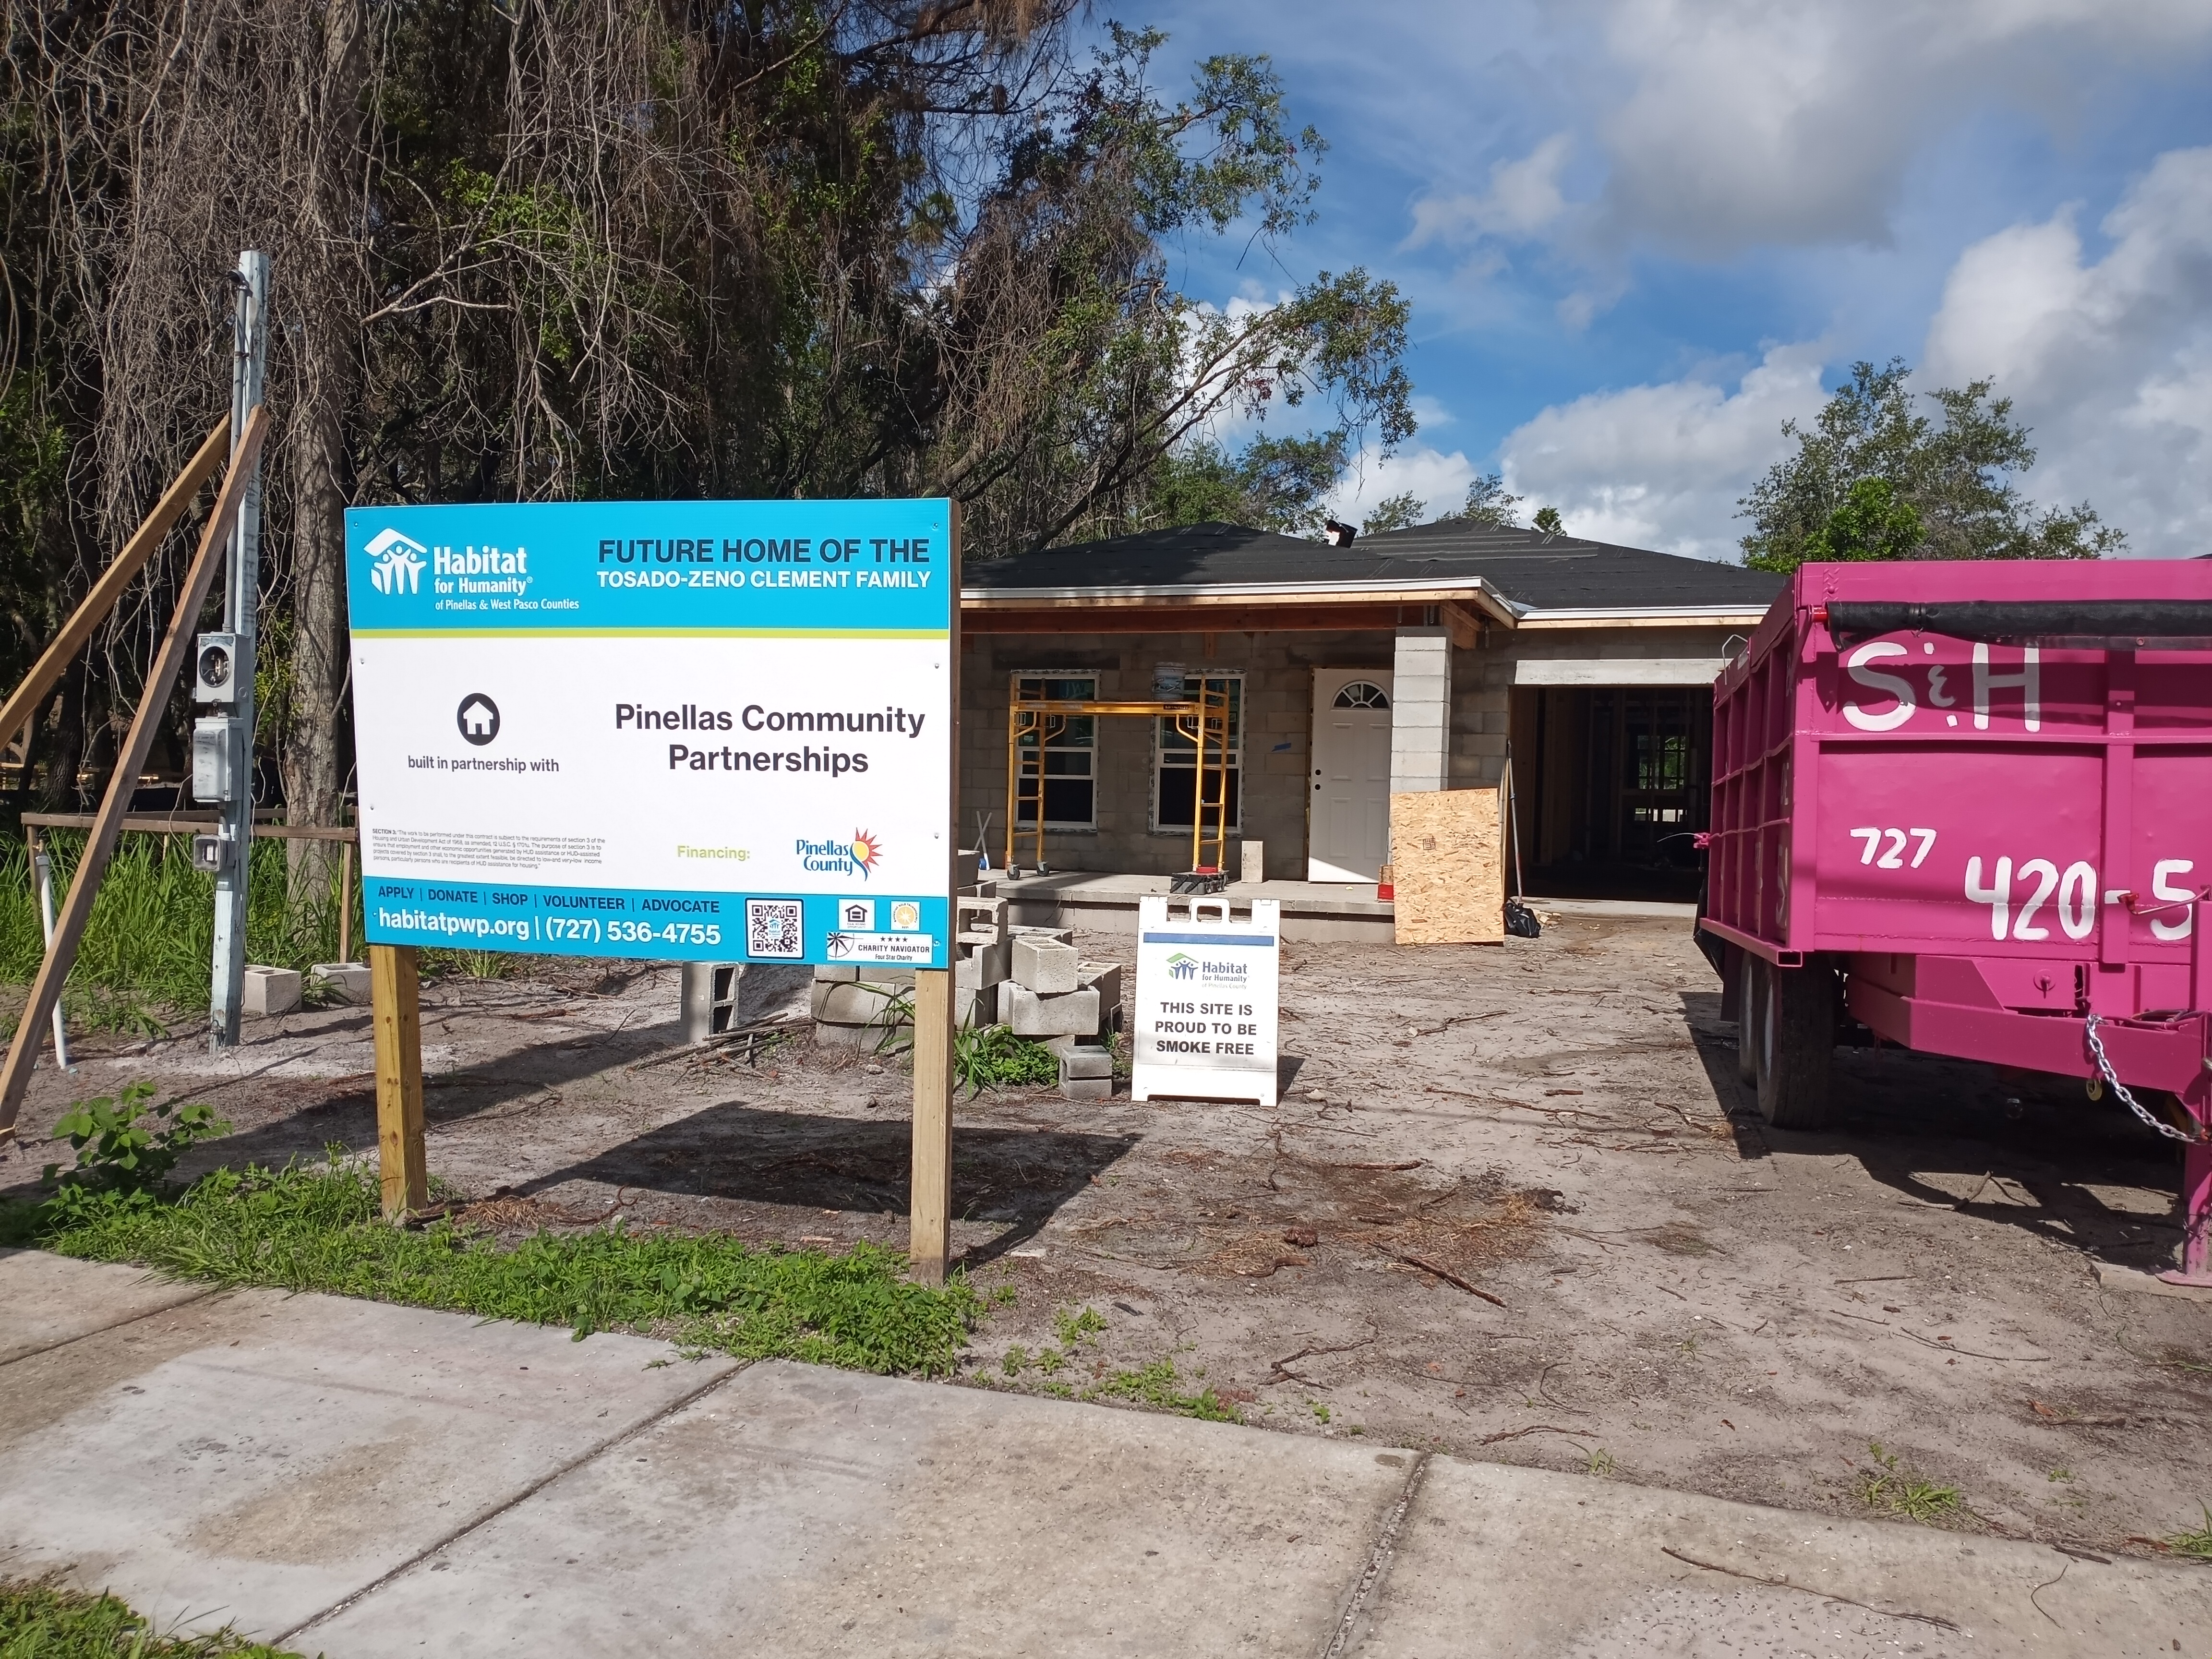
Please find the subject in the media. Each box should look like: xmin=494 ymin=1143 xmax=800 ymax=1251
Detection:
xmin=1738 ymin=359 xmax=2124 ymax=574
xmin=1359 ymin=491 xmax=1422 ymax=536
xmin=0 ymin=3 xmax=1412 ymax=817
xmin=1441 ymin=472 xmax=1524 ymax=529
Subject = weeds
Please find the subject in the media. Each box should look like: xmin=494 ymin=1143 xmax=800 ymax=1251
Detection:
xmin=1855 ymin=1443 xmax=1961 ymax=1524
xmin=2165 ymin=1507 xmax=2212 ymax=1561
xmin=0 ymin=1157 xmax=980 ymax=1375
xmin=1090 ymin=1359 xmax=1241 ymax=1423
xmin=0 ymin=833 xmax=361 ymax=1031
xmin=955 ymin=1024 xmax=1058 ymax=1095
xmin=1585 ymin=1449 xmax=1619 ymax=1478
xmin=1053 ymin=1304 xmax=1106 ymax=1349
xmin=0 ymin=1576 xmax=301 ymax=1657
xmin=41 ymin=1082 xmax=228 ymax=1201
xmin=1003 ymin=1345 xmax=1031 ymax=1375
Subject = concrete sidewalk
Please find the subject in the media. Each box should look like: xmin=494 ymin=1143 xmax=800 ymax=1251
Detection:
xmin=2 ymin=1250 xmax=2206 ymax=1657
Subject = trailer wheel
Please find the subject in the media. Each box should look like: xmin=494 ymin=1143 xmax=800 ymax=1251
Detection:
xmin=1734 ymin=956 xmax=1762 ymax=1087
xmin=1755 ymin=962 xmax=1836 ymax=1130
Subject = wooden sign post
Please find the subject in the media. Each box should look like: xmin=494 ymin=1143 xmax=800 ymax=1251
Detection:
xmin=369 ymin=943 xmax=427 ymax=1218
xmin=908 ymin=507 xmax=961 ymax=1287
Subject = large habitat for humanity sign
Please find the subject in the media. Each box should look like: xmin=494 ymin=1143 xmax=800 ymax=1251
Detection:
xmin=344 ymin=500 xmax=953 ymax=968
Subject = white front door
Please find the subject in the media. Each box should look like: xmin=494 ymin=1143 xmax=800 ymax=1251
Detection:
xmin=1308 ymin=669 xmax=1394 ymax=881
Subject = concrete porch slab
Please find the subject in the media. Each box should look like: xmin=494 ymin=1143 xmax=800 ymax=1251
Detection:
xmin=301 ymin=1359 xmax=1409 ymax=1658
xmin=0 ymin=1248 xmax=214 ymax=1366
xmin=0 ymin=1260 xmax=738 ymax=1645
xmin=1348 ymin=1458 xmax=2212 ymax=1658
xmin=997 ymin=872 xmax=1395 ymax=943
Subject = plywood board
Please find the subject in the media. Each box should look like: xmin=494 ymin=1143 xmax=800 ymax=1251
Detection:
xmin=1390 ymin=789 xmax=1504 ymax=946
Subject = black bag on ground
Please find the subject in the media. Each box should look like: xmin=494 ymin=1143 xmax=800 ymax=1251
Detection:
xmin=1504 ymin=898 xmax=1541 ymax=938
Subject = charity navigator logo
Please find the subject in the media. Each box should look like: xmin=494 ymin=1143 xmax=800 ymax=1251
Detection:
xmin=1166 ymin=952 xmax=1198 ymax=981
xmin=365 ymin=527 xmax=427 ymax=596
xmin=798 ymin=829 xmax=882 ymax=879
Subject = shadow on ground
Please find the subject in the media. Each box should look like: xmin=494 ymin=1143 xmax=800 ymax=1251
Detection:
xmin=1674 ymin=989 xmax=2184 ymax=1272
xmin=526 ymin=1100 xmax=1139 ymax=1261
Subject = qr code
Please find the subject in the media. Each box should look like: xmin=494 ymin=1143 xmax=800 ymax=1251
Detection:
xmin=745 ymin=899 xmax=804 ymax=960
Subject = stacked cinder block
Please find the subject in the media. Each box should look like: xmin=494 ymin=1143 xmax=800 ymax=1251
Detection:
xmin=809 ymin=965 xmax=914 ymax=1047
xmin=1004 ymin=936 xmax=1122 ymax=1097
xmin=954 ymin=897 xmax=1014 ymax=1028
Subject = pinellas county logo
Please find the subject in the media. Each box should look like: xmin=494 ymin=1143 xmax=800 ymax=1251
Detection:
xmin=365 ymin=527 xmax=427 ymax=595
xmin=798 ymin=830 xmax=882 ymax=879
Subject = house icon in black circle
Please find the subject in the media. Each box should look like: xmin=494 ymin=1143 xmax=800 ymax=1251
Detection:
xmin=457 ymin=693 xmax=501 ymax=746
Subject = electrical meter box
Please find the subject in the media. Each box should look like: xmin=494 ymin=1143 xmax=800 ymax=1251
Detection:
xmin=194 ymin=633 xmax=240 ymax=704
xmin=192 ymin=716 xmax=241 ymax=804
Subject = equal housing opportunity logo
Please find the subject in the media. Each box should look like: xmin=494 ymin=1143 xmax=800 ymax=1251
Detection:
xmin=366 ymin=527 xmax=428 ymax=595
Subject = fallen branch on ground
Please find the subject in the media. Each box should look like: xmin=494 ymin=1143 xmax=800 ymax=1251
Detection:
xmin=1391 ymin=1250 xmax=1507 ymax=1306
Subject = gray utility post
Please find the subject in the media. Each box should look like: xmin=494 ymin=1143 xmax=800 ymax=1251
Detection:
xmin=200 ymin=251 xmax=270 ymax=1049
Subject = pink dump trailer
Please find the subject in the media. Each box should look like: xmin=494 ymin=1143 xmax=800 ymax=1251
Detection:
xmin=1699 ymin=560 xmax=2212 ymax=1283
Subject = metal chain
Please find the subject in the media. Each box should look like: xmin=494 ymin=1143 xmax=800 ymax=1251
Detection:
xmin=2084 ymin=1014 xmax=2207 ymax=1143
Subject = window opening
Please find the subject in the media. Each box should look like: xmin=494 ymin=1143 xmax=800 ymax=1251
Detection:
xmin=1333 ymin=681 xmax=1390 ymax=709
xmin=1156 ymin=674 xmax=1242 ymax=832
xmin=1013 ymin=674 xmax=1096 ymax=829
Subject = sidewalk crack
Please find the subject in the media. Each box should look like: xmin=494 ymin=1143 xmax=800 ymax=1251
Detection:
xmin=1320 ymin=1450 xmax=1430 ymax=1659
xmin=274 ymin=1357 xmax=750 ymax=1647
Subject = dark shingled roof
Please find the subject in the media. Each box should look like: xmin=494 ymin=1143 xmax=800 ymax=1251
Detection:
xmin=963 ymin=519 xmax=1784 ymax=612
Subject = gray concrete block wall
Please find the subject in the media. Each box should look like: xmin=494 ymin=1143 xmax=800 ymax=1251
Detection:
xmin=1389 ymin=628 xmax=1452 ymax=795
xmin=962 ymin=629 xmax=1392 ymax=877
xmin=963 ymin=619 xmax=1747 ymax=864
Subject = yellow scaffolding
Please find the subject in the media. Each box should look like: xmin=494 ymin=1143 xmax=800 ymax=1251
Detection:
xmin=1005 ymin=684 xmax=1234 ymax=879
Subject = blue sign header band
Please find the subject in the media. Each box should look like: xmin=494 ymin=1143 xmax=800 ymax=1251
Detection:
xmin=346 ymin=498 xmax=952 ymax=637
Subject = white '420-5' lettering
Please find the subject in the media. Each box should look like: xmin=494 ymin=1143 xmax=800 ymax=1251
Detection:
xmin=1960 ymin=855 xmax=2199 ymax=942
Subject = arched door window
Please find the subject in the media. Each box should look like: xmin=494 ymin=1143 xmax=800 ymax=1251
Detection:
xmin=1333 ymin=681 xmax=1390 ymax=709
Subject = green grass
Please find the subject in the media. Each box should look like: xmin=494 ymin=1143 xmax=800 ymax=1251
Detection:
xmin=0 ymin=832 xmax=361 ymax=1032
xmin=954 ymin=1024 xmax=1059 ymax=1094
xmin=2165 ymin=1506 xmax=2212 ymax=1560
xmin=1089 ymin=1358 xmax=1242 ymax=1423
xmin=1855 ymin=1442 xmax=1962 ymax=1524
xmin=0 ymin=1158 xmax=981 ymax=1375
xmin=0 ymin=1577 xmax=303 ymax=1657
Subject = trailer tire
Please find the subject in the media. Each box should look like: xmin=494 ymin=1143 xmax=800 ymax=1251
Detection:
xmin=1756 ymin=962 xmax=1836 ymax=1130
xmin=1734 ymin=956 xmax=1762 ymax=1087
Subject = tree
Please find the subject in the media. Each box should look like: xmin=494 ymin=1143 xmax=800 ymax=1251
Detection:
xmin=1360 ymin=492 xmax=1422 ymax=536
xmin=1148 ymin=434 xmax=1346 ymax=537
xmin=1531 ymin=505 xmax=1563 ymax=535
xmin=0 ymin=5 xmax=1414 ymax=834
xmin=1738 ymin=359 xmax=2125 ymax=574
xmin=1442 ymin=472 xmax=1523 ymax=529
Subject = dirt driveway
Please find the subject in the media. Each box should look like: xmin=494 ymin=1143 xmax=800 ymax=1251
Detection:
xmin=5 ymin=912 xmax=2210 ymax=1557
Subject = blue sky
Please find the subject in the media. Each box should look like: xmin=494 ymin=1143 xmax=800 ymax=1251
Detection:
xmin=1109 ymin=1 xmax=2212 ymax=559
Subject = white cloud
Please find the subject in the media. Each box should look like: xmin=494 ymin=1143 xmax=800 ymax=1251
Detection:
xmin=1495 ymin=344 xmax=1828 ymax=557
xmin=1923 ymin=144 xmax=2212 ymax=555
xmin=1324 ymin=443 xmax=1480 ymax=529
xmin=1595 ymin=0 xmax=2212 ymax=256
xmin=1407 ymin=133 xmax=1575 ymax=247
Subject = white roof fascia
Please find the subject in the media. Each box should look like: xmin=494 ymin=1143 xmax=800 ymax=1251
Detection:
xmin=1512 ymin=604 xmax=1769 ymax=623
xmin=960 ymin=575 xmax=1505 ymax=603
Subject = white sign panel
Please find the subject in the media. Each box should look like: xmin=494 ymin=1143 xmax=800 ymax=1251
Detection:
xmin=345 ymin=499 xmax=953 ymax=967
xmin=1130 ymin=896 xmax=1279 ymax=1107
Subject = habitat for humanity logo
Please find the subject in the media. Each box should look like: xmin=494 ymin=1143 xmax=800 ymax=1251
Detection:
xmin=365 ymin=527 xmax=427 ymax=595
xmin=1166 ymin=952 xmax=1198 ymax=981
xmin=798 ymin=829 xmax=882 ymax=879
